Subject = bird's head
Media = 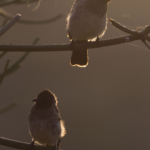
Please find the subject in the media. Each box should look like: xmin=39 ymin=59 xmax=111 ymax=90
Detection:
xmin=32 ymin=89 xmax=57 ymax=108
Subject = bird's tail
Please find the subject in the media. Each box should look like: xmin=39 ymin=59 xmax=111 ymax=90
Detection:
xmin=70 ymin=49 xmax=88 ymax=67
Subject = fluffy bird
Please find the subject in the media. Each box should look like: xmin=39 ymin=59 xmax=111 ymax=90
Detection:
xmin=67 ymin=0 xmax=111 ymax=67
xmin=28 ymin=89 xmax=66 ymax=150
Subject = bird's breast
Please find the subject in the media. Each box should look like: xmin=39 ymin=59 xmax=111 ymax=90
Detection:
xmin=29 ymin=118 xmax=61 ymax=145
xmin=67 ymin=11 xmax=107 ymax=41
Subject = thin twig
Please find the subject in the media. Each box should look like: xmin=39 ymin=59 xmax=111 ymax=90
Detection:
xmin=0 ymin=59 xmax=10 ymax=86
xmin=0 ymin=0 xmax=42 ymax=7
xmin=0 ymin=14 xmax=21 ymax=36
xmin=0 ymin=52 xmax=7 ymax=59
xmin=0 ymin=103 xmax=16 ymax=114
xmin=0 ymin=9 xmax=63 ymax=24
xmin=109 ymin=18 xmax=139 ymax=35
xmin=0 ymin=38 xmax=39 ymax=77
xmin=1 ymin=52 xmax=29 ymax=77
xmin=109 ymin=18 xmax=150 ymax=42
xmin=0 ymin=137 xmax=52 ymax=150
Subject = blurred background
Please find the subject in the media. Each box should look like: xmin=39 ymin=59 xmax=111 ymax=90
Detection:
xmin=0 ymin=0 xmax=150 ymax=150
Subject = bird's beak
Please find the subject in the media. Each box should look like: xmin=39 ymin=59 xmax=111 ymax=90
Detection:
xmin=32 ymin=98 xmax=39 ymax=102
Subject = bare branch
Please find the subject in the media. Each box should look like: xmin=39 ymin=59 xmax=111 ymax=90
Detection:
xmin=0 ymin=137 xmax=52 ymax=150
xmin=109 ymin=18 xmax=139 ymax=35
xmin=0 ymin=9 xmax=63 ymax=24
xmin=0 ymin=19 xmax=149 ymax=52
xmin=0 ymin=34 xmax=149 ymax=52
xmin=0 ymin=52 xmax=7 ymax=59
xmin=109 ymin=18 xmax=150 ymax=42
xmin=0 ymin=103 xmax=16 ymax=114
xmin=0 ymin=0 xmax=43 ymax=6
xmin=0 ymin=14 xmax=21 ymax=36
xmin=0 ymin=59 xmax=10 ymax=86
xmin=0 ymin=38 xmax=39 ymax=78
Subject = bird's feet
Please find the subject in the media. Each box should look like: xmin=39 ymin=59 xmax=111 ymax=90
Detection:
xmin=141 ymin=33 xmax=150 ymax=50
xmin=95 ymin=36 xmax=100 ymax=46
xmin=46 ymin=144 xmax=57 ymax=150
xmin=51 ymin=145 xmax=57 ymax=150
xmin=96 ymin=36 xmax=100 ymax=42
xmin=70 ymin=39 xmax=75 ymax=50
xmin=29 ymin=141 xmax=35 ymax=150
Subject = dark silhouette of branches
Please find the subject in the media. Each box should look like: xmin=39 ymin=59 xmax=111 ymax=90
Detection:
xmin=0 ymin=59 xmax=10 ymax=86
xmin=0 ymin=0 xmax=63 ymax=25
xmin=109 ymin=18 xmax=150 ymax=49
xmin=0 ymin=19 xmax=149 ymax=52
xmin=0 ymin=0 xmax=62 ymax=117
xmin=0 ymin=38 xmax=39 ymax=81
xmin=0 ymin=17 xmax=39 ymax=115
xmin=0 ymin=137 xmax=52 ymax=150
xmin=0 ymin=0 xmax=43 ymax=7
xmin=0 ymin=38 xmax=39 ymax=115
xmin=0 ymin=8 xmax=63 ymax=24
xmin=0 ymin=2 xmax=64 ymax=149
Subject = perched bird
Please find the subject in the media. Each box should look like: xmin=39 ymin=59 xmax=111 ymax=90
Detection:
xmin=67 ymin=0 xmax=111 ymax=67
xmin=28 ymin=89 xmax=66 ymax=150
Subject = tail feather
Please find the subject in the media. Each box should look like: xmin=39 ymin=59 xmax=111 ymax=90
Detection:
xmin=70 ymin=49 xmax=88 ymax=67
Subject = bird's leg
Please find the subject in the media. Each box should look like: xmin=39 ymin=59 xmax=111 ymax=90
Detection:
xmin=52 ymin=145 xmax=57 ymax=150
xmin=29 ymin=140 xmax=35 ymax=150
xmin=141 ymin=33 xmax=150 ymax=50
xmin=96 ymin=36 xmax=100 ymax=42
xmin=57 ymin=138 xmax=61 ymax=149
xmin=46 ymin=144 xmax=57 ymax=150
xmin=70 ymin=38 xmax=75 ymax=50
xmin=95 ymin=36 xmax=100 ymax=46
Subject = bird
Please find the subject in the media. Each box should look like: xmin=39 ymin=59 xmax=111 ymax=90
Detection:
xmin=66 ymin=0 xmax=111 ymax=67
xmin=28 ymin=89 xmax=66 ymax=150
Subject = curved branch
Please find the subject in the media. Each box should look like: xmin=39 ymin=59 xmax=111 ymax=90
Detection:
xmin=109 ymin=18 xmax=150 ymax=42
xmin=0 ymin=34 xmax=149 ymax=52
xmin=0 ymin=137 xmax=52 ymax=150
xmin=0 ymin=19 xmax=149 ymax=52
xmin=108 ymin=18 xmax=139 ymax=35
xmin=0 ymin=9 xmax=63 ymax=24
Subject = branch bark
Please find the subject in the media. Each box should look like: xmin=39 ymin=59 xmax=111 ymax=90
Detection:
xmin=0 ymin=137 xmax=52 ymax=150
xmin=0 ymin=19 xmax=149 ymax=52
xmin=0 ymin=34 xmax=147 ymax=52
xmin=0 ymin=14 xmax=21 ymax=36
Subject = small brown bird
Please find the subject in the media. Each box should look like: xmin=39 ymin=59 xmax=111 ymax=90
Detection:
xmin=28 ymin=89 xmax=66 ymax=150
xmin=67 ymin=0 xmax=111 ymax=67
